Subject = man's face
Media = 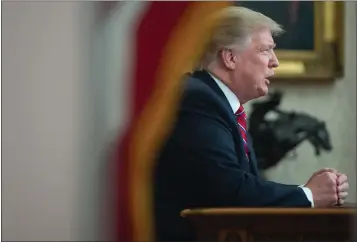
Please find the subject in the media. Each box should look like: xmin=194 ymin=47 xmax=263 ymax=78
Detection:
xmin=231 ymin=28 xmax=279 ymax=103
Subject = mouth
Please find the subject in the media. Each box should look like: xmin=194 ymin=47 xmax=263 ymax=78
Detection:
xmin=265 ymin=73 xmax=274 ymax=84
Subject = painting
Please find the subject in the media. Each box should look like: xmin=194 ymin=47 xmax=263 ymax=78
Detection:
xmin=236 ymin=1 xmax=345 ymax=81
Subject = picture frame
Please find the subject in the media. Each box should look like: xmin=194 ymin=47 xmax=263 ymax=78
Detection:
xmin=236 ymin=1 xmax=345 ymax=82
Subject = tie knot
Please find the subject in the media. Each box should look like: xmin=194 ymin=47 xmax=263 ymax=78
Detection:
xmin=235 ymin=105 xmax=245 ymax=117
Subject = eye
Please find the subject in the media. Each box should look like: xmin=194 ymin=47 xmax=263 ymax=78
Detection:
xmin=258 ymin=46 xmax=271 ymax=53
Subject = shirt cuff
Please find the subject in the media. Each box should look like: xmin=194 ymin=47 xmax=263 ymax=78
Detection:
xmin=299 ymin=185 xmax=314 ymax=207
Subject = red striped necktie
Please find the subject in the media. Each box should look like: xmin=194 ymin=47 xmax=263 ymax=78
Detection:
xmin=235 ymin=105 xmax=249 ymax=158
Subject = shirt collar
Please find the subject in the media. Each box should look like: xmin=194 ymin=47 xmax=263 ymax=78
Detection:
xmin=207 ymin=72 xmax=240 ymax=113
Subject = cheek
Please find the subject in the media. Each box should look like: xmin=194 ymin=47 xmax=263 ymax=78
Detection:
xmin=236 ymin=56 xmax=269 ymax=83
xmin=249 ymin=56 xmax=268 ymax=72
xmin=257 ymin=57 xmax=269 ymax=71
xmin=255 ymin=60 xmax=270 ymax=81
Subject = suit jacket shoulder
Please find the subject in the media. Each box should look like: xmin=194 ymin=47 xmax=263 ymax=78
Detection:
xmin=178 ymin=71 xmax=237 ymax=131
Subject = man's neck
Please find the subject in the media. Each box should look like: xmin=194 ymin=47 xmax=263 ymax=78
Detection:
xmin=204 ymin=64 xmax=231 ymax=87
xmin=205 ymin=70 xmax=241 ymax=114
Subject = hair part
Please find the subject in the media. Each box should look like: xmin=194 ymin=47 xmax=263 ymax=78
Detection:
xmin=199 ymin=6 xmax=284 ymax=67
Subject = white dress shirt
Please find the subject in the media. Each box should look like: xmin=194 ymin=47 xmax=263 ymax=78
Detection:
xmin=208 ymin=72 xmax=315 ymax=207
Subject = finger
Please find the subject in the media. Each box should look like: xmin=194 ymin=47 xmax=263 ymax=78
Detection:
xmin=337 ymin=173 xmax=348 ymax=185
xmin=338 ymin=182 xmax=349 ymax=192
xmin=338 ymin=198 xmax=345 ymax=205
xmin=338 ymin=191 xmax=348 ymax=199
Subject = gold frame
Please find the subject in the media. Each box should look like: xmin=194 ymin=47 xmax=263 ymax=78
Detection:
xmin=272 ymin=1 xmax=344 ymax=82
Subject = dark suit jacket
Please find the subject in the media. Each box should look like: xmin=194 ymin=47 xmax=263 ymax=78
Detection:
xmin=154 ymin=70 xmax=311 ymax=241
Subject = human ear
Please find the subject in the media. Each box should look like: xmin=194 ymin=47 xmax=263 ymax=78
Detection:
xmin=219 ymin=48 xmax=236 ymax=70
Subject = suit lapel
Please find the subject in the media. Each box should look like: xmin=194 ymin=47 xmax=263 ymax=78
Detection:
xmin=191 ymin=70 xmax=243 ymax=134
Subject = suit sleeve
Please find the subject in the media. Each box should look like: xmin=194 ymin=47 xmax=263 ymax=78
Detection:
xmin=170 ymin=105 xmax=312 ymax=207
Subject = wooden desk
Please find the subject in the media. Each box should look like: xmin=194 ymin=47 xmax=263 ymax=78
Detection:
xmin=181 ymin=205 xmax=356 ymax=242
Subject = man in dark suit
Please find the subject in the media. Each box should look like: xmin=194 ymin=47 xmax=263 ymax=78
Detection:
xmin=154 ymin=6 xmax=349 ymax=241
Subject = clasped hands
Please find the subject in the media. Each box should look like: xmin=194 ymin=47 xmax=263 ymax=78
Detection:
xmin=304 ymin=168 xmax=349 ymax=208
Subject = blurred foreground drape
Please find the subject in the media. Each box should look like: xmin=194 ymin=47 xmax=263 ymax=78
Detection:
xmin=107 ymin=2 xmax=231 ymax=241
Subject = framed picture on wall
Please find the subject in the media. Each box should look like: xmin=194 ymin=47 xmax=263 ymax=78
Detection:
xmin=236 ymin=1 xmax=345 ymax=82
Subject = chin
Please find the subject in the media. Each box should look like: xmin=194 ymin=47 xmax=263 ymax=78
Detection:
xmin=257 ymin=86 xmax=269 ymax=97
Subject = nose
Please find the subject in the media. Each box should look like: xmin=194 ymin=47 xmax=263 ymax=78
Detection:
xmin=269 ymin=51 xmax=279 ymax=68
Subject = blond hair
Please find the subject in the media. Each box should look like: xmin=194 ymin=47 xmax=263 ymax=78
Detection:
xmin=199 ymin=6 xmax=283 ymax=67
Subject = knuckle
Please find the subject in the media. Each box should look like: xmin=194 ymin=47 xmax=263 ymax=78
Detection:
xmin=340 ymin=182 xmax=349 ymax=191
xmin=342 ymin=174 xmax=348 ymax=182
